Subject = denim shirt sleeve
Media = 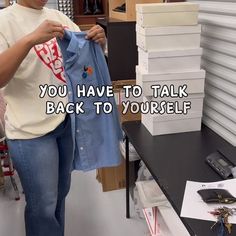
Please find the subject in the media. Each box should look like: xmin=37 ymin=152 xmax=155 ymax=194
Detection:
xmin=58 ymin=30 xmax=123 ymax=171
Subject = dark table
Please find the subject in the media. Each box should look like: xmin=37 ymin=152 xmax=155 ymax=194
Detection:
xmin=122 ymin=121 xmax=234 ymax=236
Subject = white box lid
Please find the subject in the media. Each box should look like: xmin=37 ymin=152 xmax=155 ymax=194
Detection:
xmin=136 ymin=66 xmax=206 ymax=82
xmin=141 ymin=101 xmax=203 ymax=122
xmin=146 ymin=112 xmax=202 ymax=122
xmin=136 ymin=24 xmax=201 ymax=36
xmin=139 ymin=47 xmax=203 ymax=58
xmin=136 ymin=2 xmax=199 ymax=14
xmin=145 ymin=93 xmax=205 ymax=101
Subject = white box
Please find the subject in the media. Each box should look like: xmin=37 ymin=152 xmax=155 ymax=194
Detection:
xmin=136 ymin=2 xmax=199 ymax=27
xmin=138 ymin=48 xmax=202 ymax=74
xmin=142 ymin=113 xmax=202 ymax=136
xmin=141 ymin=95 xmax=203 ymax=135
xmin=136 ymin=66 xmax=205 ymax=96
xmin=136 ymin=24 xmax=201 ymax=51
xmin=144 ymin=94 xmax=204 ymax=119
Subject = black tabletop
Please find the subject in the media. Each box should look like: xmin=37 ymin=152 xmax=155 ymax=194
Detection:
xmin=122 ymin=121 xmax=234 ymax=236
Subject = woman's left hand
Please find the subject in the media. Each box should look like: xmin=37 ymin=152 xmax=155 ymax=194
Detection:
xmin=86 ymin=25 xmax=106 ymax=48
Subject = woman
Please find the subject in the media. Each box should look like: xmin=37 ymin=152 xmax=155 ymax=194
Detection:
xmin=0 ymin=0 xmax=106 ymax=235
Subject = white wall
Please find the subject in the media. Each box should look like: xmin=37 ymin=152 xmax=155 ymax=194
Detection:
xmin=189 ymin=0 xmax=236 ymax=146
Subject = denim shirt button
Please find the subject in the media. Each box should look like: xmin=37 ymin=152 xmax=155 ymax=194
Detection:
xmin=80 ymin=147 xmax=84 ymax=150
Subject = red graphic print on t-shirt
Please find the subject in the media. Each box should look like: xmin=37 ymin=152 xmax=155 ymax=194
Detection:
xmin=34 ymin=38 xmax=66 ymax=83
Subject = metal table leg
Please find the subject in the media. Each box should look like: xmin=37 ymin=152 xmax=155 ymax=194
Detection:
xmin=125 ymin=135 xmax=130 ymax=218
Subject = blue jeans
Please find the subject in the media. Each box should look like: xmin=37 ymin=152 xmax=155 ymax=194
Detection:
xmin=7 ymin=115 xmax=73 ymax=236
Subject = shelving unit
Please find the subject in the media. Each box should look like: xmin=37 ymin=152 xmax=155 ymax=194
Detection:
xmin=73 ymin=0 xmax=108 ymax=30
xmin=109 ymin=0 xmax=163 ymax=21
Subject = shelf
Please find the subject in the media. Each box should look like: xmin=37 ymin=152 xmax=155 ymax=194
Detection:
xmin=109 ymin=0 xmax=163 ymax=21
xmin=75 ymin=14 xmax=106 ymax=18
xmin=74 ymin=15 xmax=107 ymax=26
xmin=73 ymin=0 xmax=108 ymax=26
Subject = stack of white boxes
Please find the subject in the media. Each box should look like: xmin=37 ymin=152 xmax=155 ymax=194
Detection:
xmin=136 ymin=2 xmax=206 ymax=135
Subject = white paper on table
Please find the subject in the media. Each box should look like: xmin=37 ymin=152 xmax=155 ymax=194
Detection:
xmin=180 ymin=179 xmax=236 ymax=224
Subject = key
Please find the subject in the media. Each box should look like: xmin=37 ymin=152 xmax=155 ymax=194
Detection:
xmin=210 ymin=207 xmax=235 ymax=234
xmin=211 ymin=218 xmax=220 ymax=230
xmin=218 ymin=216 xmax=225 ymax=236
xmin=211 ymin=221 xmax=218 ymax=230
xmin=224 ymin=213 xmax=232 ymax=234
xmin=225 ymin=223 xmax=232 ymax=234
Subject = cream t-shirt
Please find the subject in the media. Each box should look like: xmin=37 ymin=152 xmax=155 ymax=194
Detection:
xmin=0 ymin=3 xmax=80 ymax=139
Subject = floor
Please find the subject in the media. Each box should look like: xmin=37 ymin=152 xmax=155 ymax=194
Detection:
xmin=0 ymin=170 xmax=149 ymax=236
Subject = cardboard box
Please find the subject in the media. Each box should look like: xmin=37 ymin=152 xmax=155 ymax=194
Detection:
xmin=96 ymin=80 xmax=141 ymax=192
xmin=113 ymin=80 xmax=141 ymax=123
xmin=109 ymin=0 xmax=163 ymax=22
xmin=136 ymin=2 xmax=199 ymax=27
xmin=96 ymin=156 xmax=126 ymax=192
xmin=118 ymin=104 xmax=141 ymax=123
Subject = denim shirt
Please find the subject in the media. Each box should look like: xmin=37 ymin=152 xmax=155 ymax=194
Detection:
xmin=58 ymin=31 xmax=123 ymax=171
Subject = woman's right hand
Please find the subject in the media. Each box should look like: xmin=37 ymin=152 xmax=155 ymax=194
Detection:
xmin=27 ymin=20 xmax=64 ymax=47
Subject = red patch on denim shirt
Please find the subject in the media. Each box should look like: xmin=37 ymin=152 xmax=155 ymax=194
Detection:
xmin=34 ymin=38 xmax=66 ymax=83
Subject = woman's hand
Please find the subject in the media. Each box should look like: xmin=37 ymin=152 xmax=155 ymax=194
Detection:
xmin=27 ymin=20 xmax=64 ymax=46
xmin=86 ymin=25 xmax=106 ymax=49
